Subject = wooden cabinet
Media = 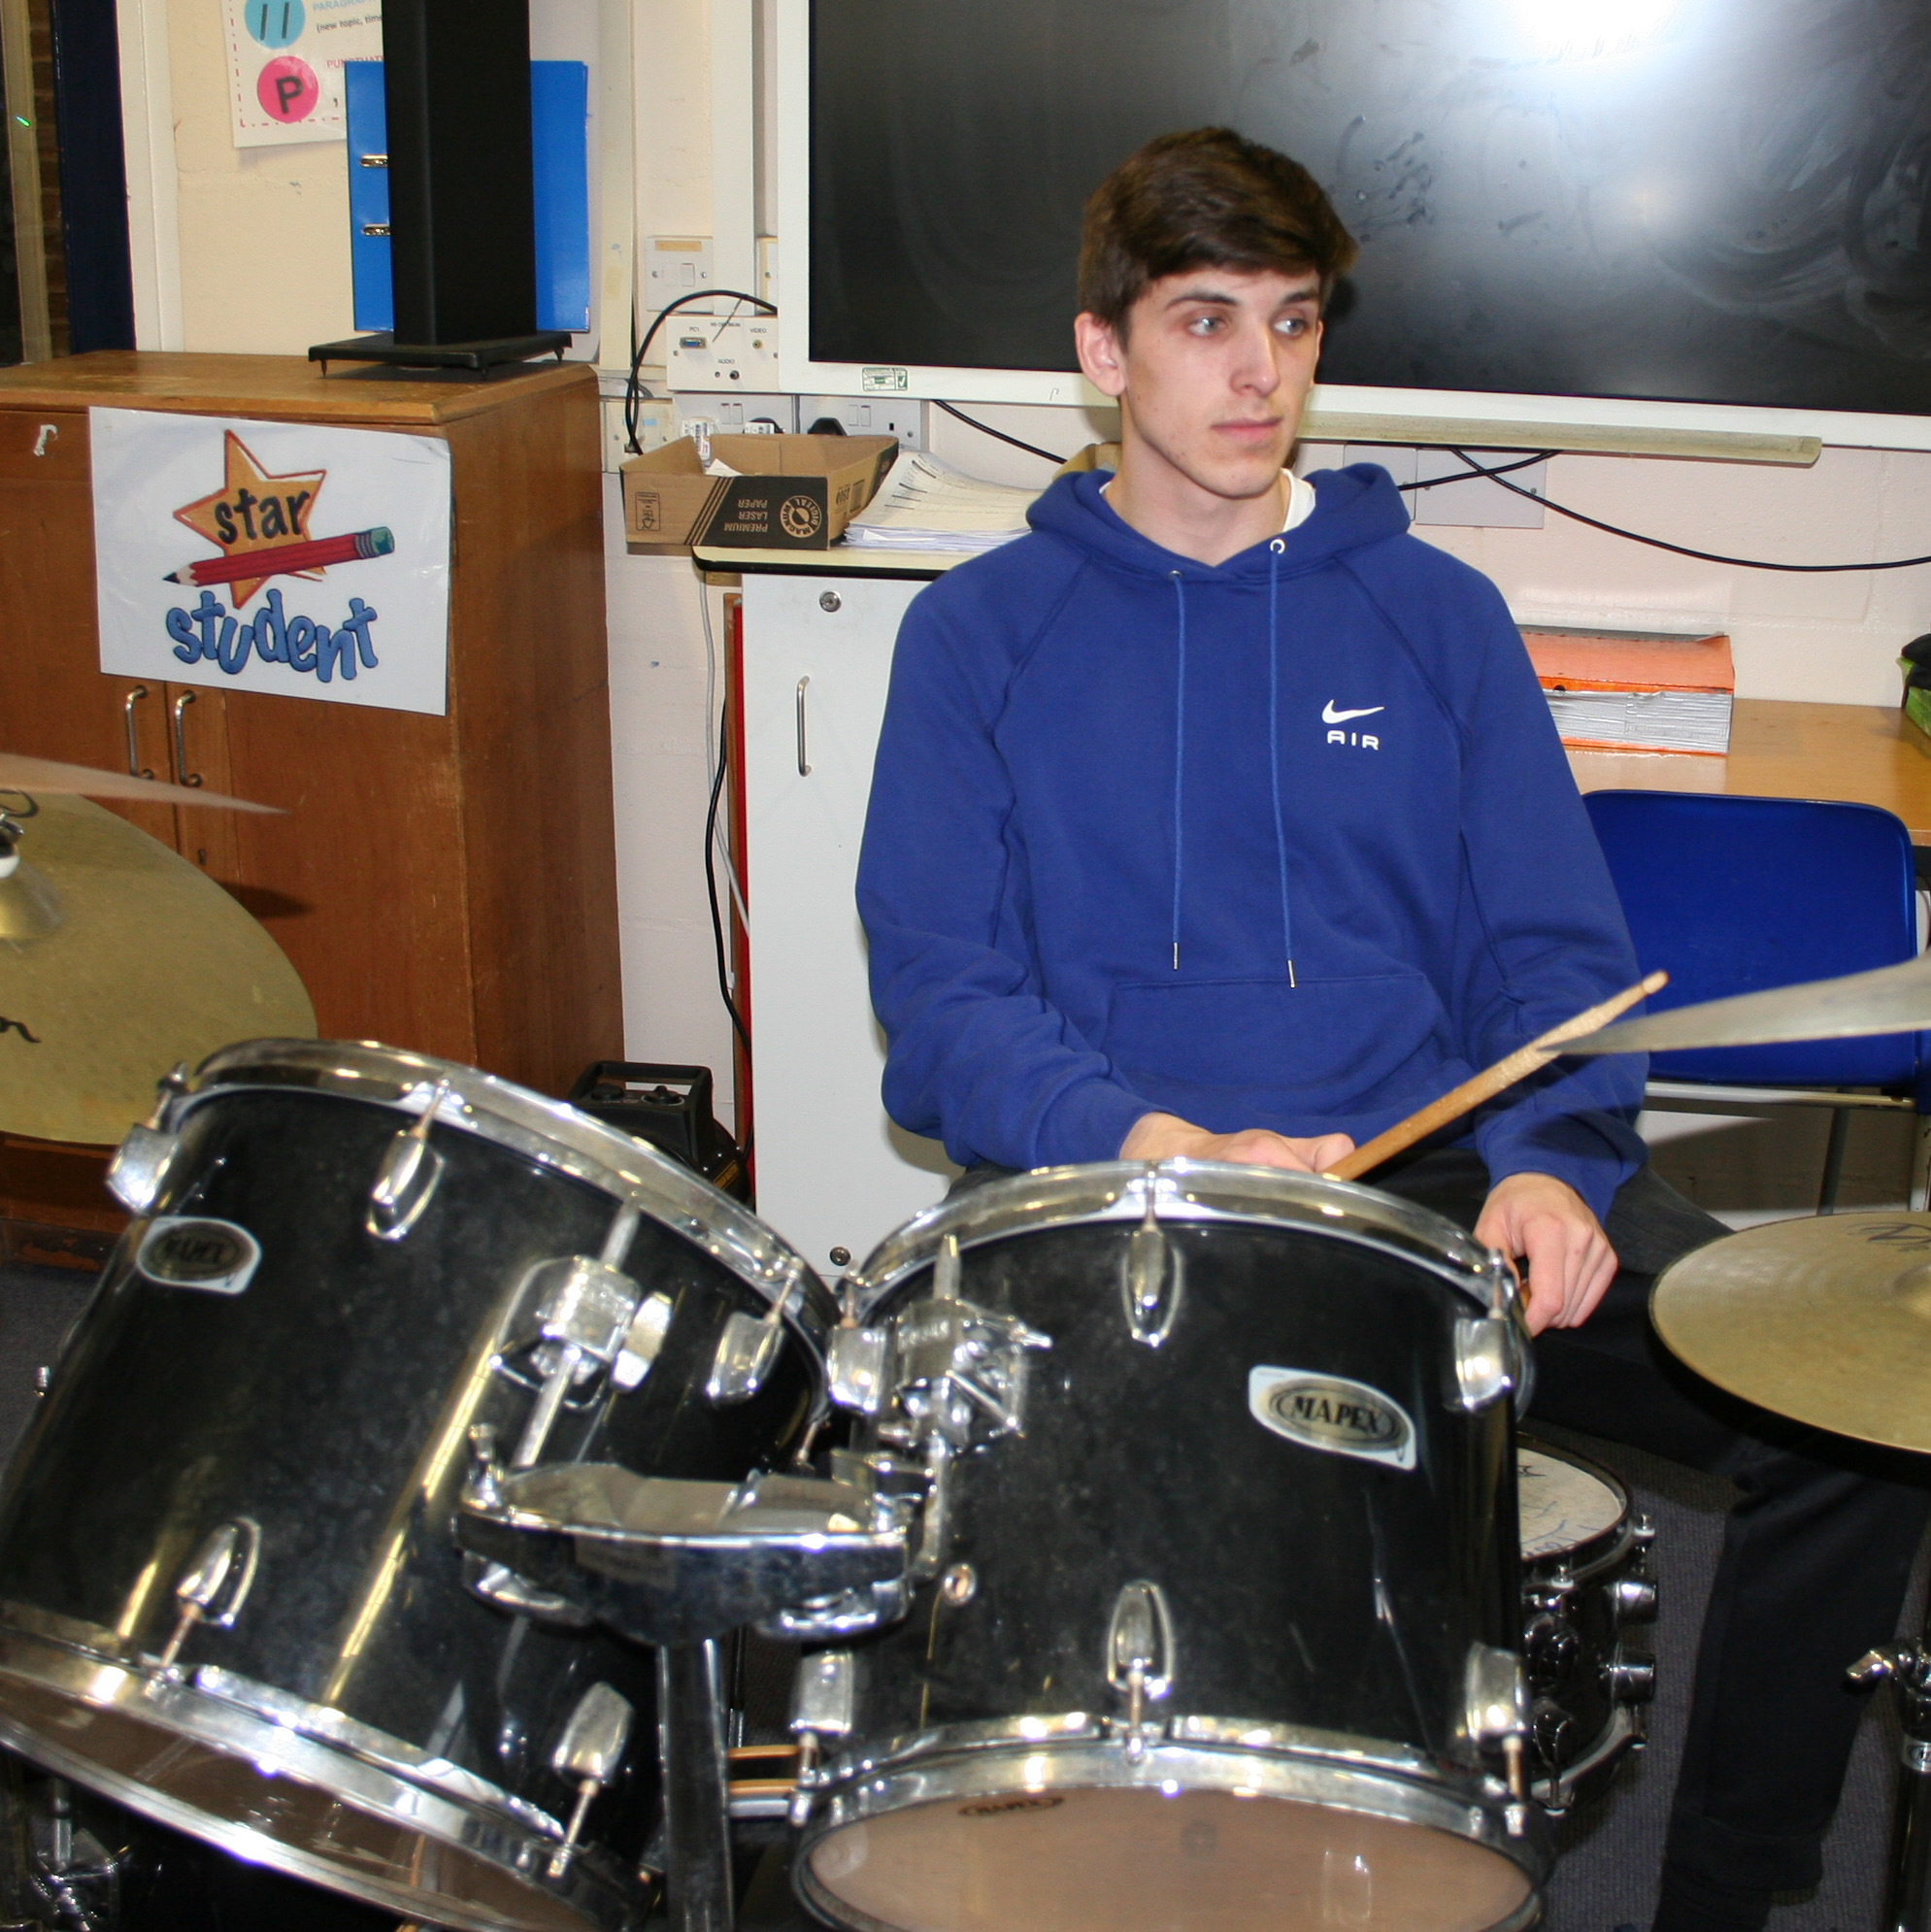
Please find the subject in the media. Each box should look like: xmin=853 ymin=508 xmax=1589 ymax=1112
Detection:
xmin=0 ymin=353 xmax=620 ymax=1253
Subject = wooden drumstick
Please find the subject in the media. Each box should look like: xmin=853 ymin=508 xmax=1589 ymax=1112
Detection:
xmin=1323 ymin=970 xmax=1668 ymax=1183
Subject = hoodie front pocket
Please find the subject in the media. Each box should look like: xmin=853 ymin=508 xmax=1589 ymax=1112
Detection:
xmin=1106 ymin=974 xmax=1451 ymax=1109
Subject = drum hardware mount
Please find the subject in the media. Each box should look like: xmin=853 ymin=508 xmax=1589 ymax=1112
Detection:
xmin=786 ymin=1649 xmax=856 ymax=1828
xmin=463 ymin=1552 xmax=596 ymax=1628
xmin=546 ymin=1682 xmax=634 ymax=1881
xmin=503 ymin=1228 xmax=648 ymax=1470
xmin=1105 ymin=1580 xmax=1176 ymax=1762
xmin=1846 ymin=1640 xmax=1931 ymax=1932
xmin=104 ymin=1063 xmax=191 ymax=1215
xmin=1121 ymin=1177 xmax=1182 ymax=1347
xmin=659 ymin=1641 xmax=735 ymax=1932
xmin=17 ymin=1775 xmax=120 ymax=1932
xmin=1464 ymin=1644 xmax=1532 ymax=1823
xmin=366 ymin=1077 xmax=454 ymax=1241
xmin=454 ymin=1451 xmax=913 ymax=1649
xmin=152 ymin=1518 xmax=259 ymax=1676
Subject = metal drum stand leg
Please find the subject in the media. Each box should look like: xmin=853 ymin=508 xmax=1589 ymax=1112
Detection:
xmin=1849 ymin=1639 xmax=1931 ymax=1932
xmin=659 ymin=1643 xmax=736 ymax=1932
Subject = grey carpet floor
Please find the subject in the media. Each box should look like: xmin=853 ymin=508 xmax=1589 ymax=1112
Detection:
xmin=2 ymin=1262 xmax=1923 ymax=1932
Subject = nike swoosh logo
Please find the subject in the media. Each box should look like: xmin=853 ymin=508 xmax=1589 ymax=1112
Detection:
xmin=1321 ymin=701 xmax=1386 ymax=724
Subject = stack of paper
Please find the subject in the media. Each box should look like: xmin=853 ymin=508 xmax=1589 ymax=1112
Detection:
xmin=1522 ymin=628 xmax=1735 ymax=755
xmin=843 ymin=450 xmax=1041 ymax=554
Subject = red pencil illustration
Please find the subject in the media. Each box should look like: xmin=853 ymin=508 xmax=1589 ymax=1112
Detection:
xmin=163 ymin=525 xmax=394 ymax=587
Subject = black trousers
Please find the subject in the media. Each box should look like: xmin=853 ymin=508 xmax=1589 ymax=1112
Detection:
xmin=1374 ymin=1148 xmax=1931 ymax=1894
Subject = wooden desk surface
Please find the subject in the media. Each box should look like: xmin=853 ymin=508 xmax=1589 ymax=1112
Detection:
xmin=1568 ymin=699 xmax=1931 ymax=844
xmin=0 ymin=350 xmax=592 ymax=426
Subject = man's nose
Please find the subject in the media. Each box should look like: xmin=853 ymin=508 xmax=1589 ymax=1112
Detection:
xmin=1230 ymin=319 xmax=1283 ymax=394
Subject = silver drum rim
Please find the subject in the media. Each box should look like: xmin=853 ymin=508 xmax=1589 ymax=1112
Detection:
xmin=0 ymin=1613 xmax=650 ymax=1932
xmin=183 ymin=1038 xmax=836 ymax=1375
xmin=849 ymin=1158 xmax=1498 ymax=1320
xmin=796 ymin=1733 xmax=1548 ymax=1932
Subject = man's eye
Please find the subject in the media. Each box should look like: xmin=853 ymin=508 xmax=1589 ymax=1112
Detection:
xmin=1276 ymin=315 xmax=1313 ymax=338
xmin=1185 ymin=314 xmax=1223 ymax=335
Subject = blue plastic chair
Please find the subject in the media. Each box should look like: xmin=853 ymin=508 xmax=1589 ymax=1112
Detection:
xmin=1583 ymin=789 xmax=1929 ymax=1213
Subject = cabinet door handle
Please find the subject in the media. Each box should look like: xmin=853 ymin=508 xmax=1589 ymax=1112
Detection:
xmin=796 ymin=676 xmax=813 ymax=777
xmin=122 ymin=685 xmax=153 ymax=780
xmin=171 ymin=691 xmax=204 ymax=788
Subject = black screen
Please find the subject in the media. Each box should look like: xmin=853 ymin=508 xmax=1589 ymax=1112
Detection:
xmin=811 ymin=0 xmax=1931 ymax=415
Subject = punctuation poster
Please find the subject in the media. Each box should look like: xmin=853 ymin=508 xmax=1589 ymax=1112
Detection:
xmin=221 ymin=0 xmax=383 ymax=148
xmin=92 ymin=409 xmax=451 ymax=717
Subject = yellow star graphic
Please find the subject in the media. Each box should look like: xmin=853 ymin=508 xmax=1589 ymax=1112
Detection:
xmin=173 ymin=431 xmax=329 ymax=607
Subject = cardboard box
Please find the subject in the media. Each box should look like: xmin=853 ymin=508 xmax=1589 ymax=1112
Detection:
xmin=621 ymin=433 xmax=899 ymax=554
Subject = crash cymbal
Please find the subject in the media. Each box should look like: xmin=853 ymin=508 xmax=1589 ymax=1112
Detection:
xmin=1563 ymin=952 xmax=1931 ymax=1058
xmin=0 ymin=750 xmax=280 ymax=814
xmin=1653 ymin=1213 xmax=1931 ymax=1451
xmin=0 ymin=792 xmax=314 ymax=1144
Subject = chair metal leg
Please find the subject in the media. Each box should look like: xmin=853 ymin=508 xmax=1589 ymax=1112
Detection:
xmin=1820 ymin=1107 xmax=1851 ymax=1215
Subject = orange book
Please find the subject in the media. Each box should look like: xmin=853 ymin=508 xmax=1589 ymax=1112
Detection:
xmin=1519 ymin=627 xmax=1734 ymax=755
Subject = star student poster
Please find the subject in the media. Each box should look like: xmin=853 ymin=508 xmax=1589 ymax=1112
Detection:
xmin=92 ymin=410 xmax=452 ymax=716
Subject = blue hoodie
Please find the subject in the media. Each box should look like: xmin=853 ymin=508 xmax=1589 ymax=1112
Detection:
xmin=856 ymin=463 xmax=1648 ymax=1219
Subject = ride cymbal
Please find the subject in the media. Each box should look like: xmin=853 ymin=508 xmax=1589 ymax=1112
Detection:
xmin=1652 ymin=1213 xmax=1931 ymax=1451
xmin=0 ymin=792 xmax=315 ymax=1144
xmin=1562 ymin=952 xmax=1931 ymax=1059
xmin=0 ymin=750 xmax=280 ymax=814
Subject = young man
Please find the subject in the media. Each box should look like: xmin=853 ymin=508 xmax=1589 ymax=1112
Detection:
xmin=856 ymin=128 xmax=1927 ymax=1929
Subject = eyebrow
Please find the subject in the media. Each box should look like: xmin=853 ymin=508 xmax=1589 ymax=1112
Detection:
xmin=1162 ymin=281 xmax=1323 ymax=312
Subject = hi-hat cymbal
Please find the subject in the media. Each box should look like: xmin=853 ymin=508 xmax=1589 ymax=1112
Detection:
xmin=1653 ymin=1213 xmax=1931 ymax=1451
xmin=0 ymin=750 xmax=280 ymax=814
xmin=0 ymin=792 xmax=315 ymax=1144
xmin=1563 ymin=952 xmax=1931 ymax=1058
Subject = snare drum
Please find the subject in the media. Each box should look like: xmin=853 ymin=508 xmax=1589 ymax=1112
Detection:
xmin=0 ymin=1041 xmax=835 ymax=1932
xmin=1516 ymin=1439 xmax=1656 ymax=1812
xmin=793 ymin=1160 xmax=1548 ymax=1932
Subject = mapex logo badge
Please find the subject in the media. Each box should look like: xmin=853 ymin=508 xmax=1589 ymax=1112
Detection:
xmin=136 ymin=1216 xmax=262 ymax=1296
xmin=1248 ymin=1366 xmax=1416 ymax=1471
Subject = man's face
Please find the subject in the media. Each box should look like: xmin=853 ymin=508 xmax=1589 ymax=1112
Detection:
xmin=1075 ymin=265 xmax=1323 ymax=504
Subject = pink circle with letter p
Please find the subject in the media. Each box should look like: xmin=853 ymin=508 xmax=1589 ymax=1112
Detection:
xmin=256 ymin=54 xmax=318 ymax=122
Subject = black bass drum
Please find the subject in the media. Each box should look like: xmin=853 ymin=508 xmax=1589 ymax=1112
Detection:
xmin=0 ymin=1041 xmax=834 ymax=1932
xmin=792 ymin=1160 xmax=1548 ymax=1932
xmin=1515 ymin=1438 xmax=1657 ymax=1811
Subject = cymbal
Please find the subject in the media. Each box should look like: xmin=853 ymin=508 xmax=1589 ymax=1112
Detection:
xmin=1563 ymin=952 xmax=1931 ymax=1058
xmin=0 ymin=750 xmax=280 ymax=814
xmin=1652 ymin=1213 xmax=1931 ymax=1451
xmin=0 ymin=792 xmax=315 ymax=1145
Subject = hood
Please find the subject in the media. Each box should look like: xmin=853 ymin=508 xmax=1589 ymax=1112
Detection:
xmin=1025 ymin=461 xmax=1413 ymax=579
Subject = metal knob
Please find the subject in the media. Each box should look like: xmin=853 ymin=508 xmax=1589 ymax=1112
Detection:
xmin=1613 ymin=1575 xmax=1659 ymax=1624
xmin=1608 ymin=1646 xmax=1656 ymax=1704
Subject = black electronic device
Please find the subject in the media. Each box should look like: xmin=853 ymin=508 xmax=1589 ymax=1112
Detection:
xmin=568 ymin=1060 xmax=749 ymax=1201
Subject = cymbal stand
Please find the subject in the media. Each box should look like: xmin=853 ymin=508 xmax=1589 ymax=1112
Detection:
xmin=1848 ymin=1639 xmax=1931 ymax=1932
xmin=658 ymin=1641 xmax=735 ymax=1932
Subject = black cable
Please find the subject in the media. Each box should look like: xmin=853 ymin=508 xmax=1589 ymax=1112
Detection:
xmin=934 ymin=400 xmax=1069 ymax=465
xmin=1397 ymin=450 xmax=1552 ymax=493
xmin=625 ymin=289 xmax=777 ymax=455
xmin=704 ymin=700 xmax=752 ymax=1059
xmin=1444 ymin=446 xmax=1931 ymax=574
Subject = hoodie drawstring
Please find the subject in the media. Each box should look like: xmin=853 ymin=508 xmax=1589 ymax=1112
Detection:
xmin=1169 ymin=570 xmax=1186 ymax=970
xmin=1267 ymin=540 xmax=1296 ymax=987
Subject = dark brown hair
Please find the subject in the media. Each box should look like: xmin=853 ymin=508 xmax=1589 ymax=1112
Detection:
xmin=1079 ymin=127 xmax=1357 ymax=333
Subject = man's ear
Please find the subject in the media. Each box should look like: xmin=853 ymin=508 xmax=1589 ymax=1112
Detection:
xmin=1074 ymin=312 xmax=1128 ymax=400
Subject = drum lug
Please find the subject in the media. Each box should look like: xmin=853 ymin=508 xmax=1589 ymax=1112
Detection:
xmin=706 ymin=1270 xmax=806 ymax=1405
xmin=1463 ymin=1641 xmax=1530 ymax=1785
xmin=547 ymin=1682 xmax=634 ymax=1879
xmin=1105 ymin=1580 xmax=1176 ymax=1762
xmin=106 ymin=1062 xmax=190 ymax=1212
xmin=366 ymin=1079 xmax=452 ymax=1240
xmin=1452 ymin=1315 xmax=1517 ymax=1411
xmin=152 ymin=1517 xmax=261 ymax=1676
xmin=1121 ymin=1183 xmax=1182 ymax=1348
xmin=788 ymin=1649 xmax=856 ymax=1825
xmin=827 ymin=1324 xmax=892 ymax=1416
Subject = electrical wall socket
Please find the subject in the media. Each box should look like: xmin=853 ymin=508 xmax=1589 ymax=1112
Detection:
xmin=646 ymin=237 xmax=714 ymax=318
xmin=666 ymin=312 xmax=782 ymax=392
xmin=602 ymin=395 xmax=677 ymax=471
xmin=798 ymin=394 xmax=928 ymax=450
xmin=673 ymin=393 xmax=796 ymax=435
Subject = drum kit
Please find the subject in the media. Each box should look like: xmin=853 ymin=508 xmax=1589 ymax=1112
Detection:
xmin=5 ymin=752 xmax=1931 ymax=1932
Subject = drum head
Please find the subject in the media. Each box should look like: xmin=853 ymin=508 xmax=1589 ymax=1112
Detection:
xmin=1517 ymin=1443 xmax=1626 ymax=1563
xmin=804 ymin=1787 xmax=1533 ymax=1932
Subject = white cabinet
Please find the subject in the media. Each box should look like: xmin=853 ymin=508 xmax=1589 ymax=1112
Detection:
xmin=740 ymin=573 xmax=957 ymax=1275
